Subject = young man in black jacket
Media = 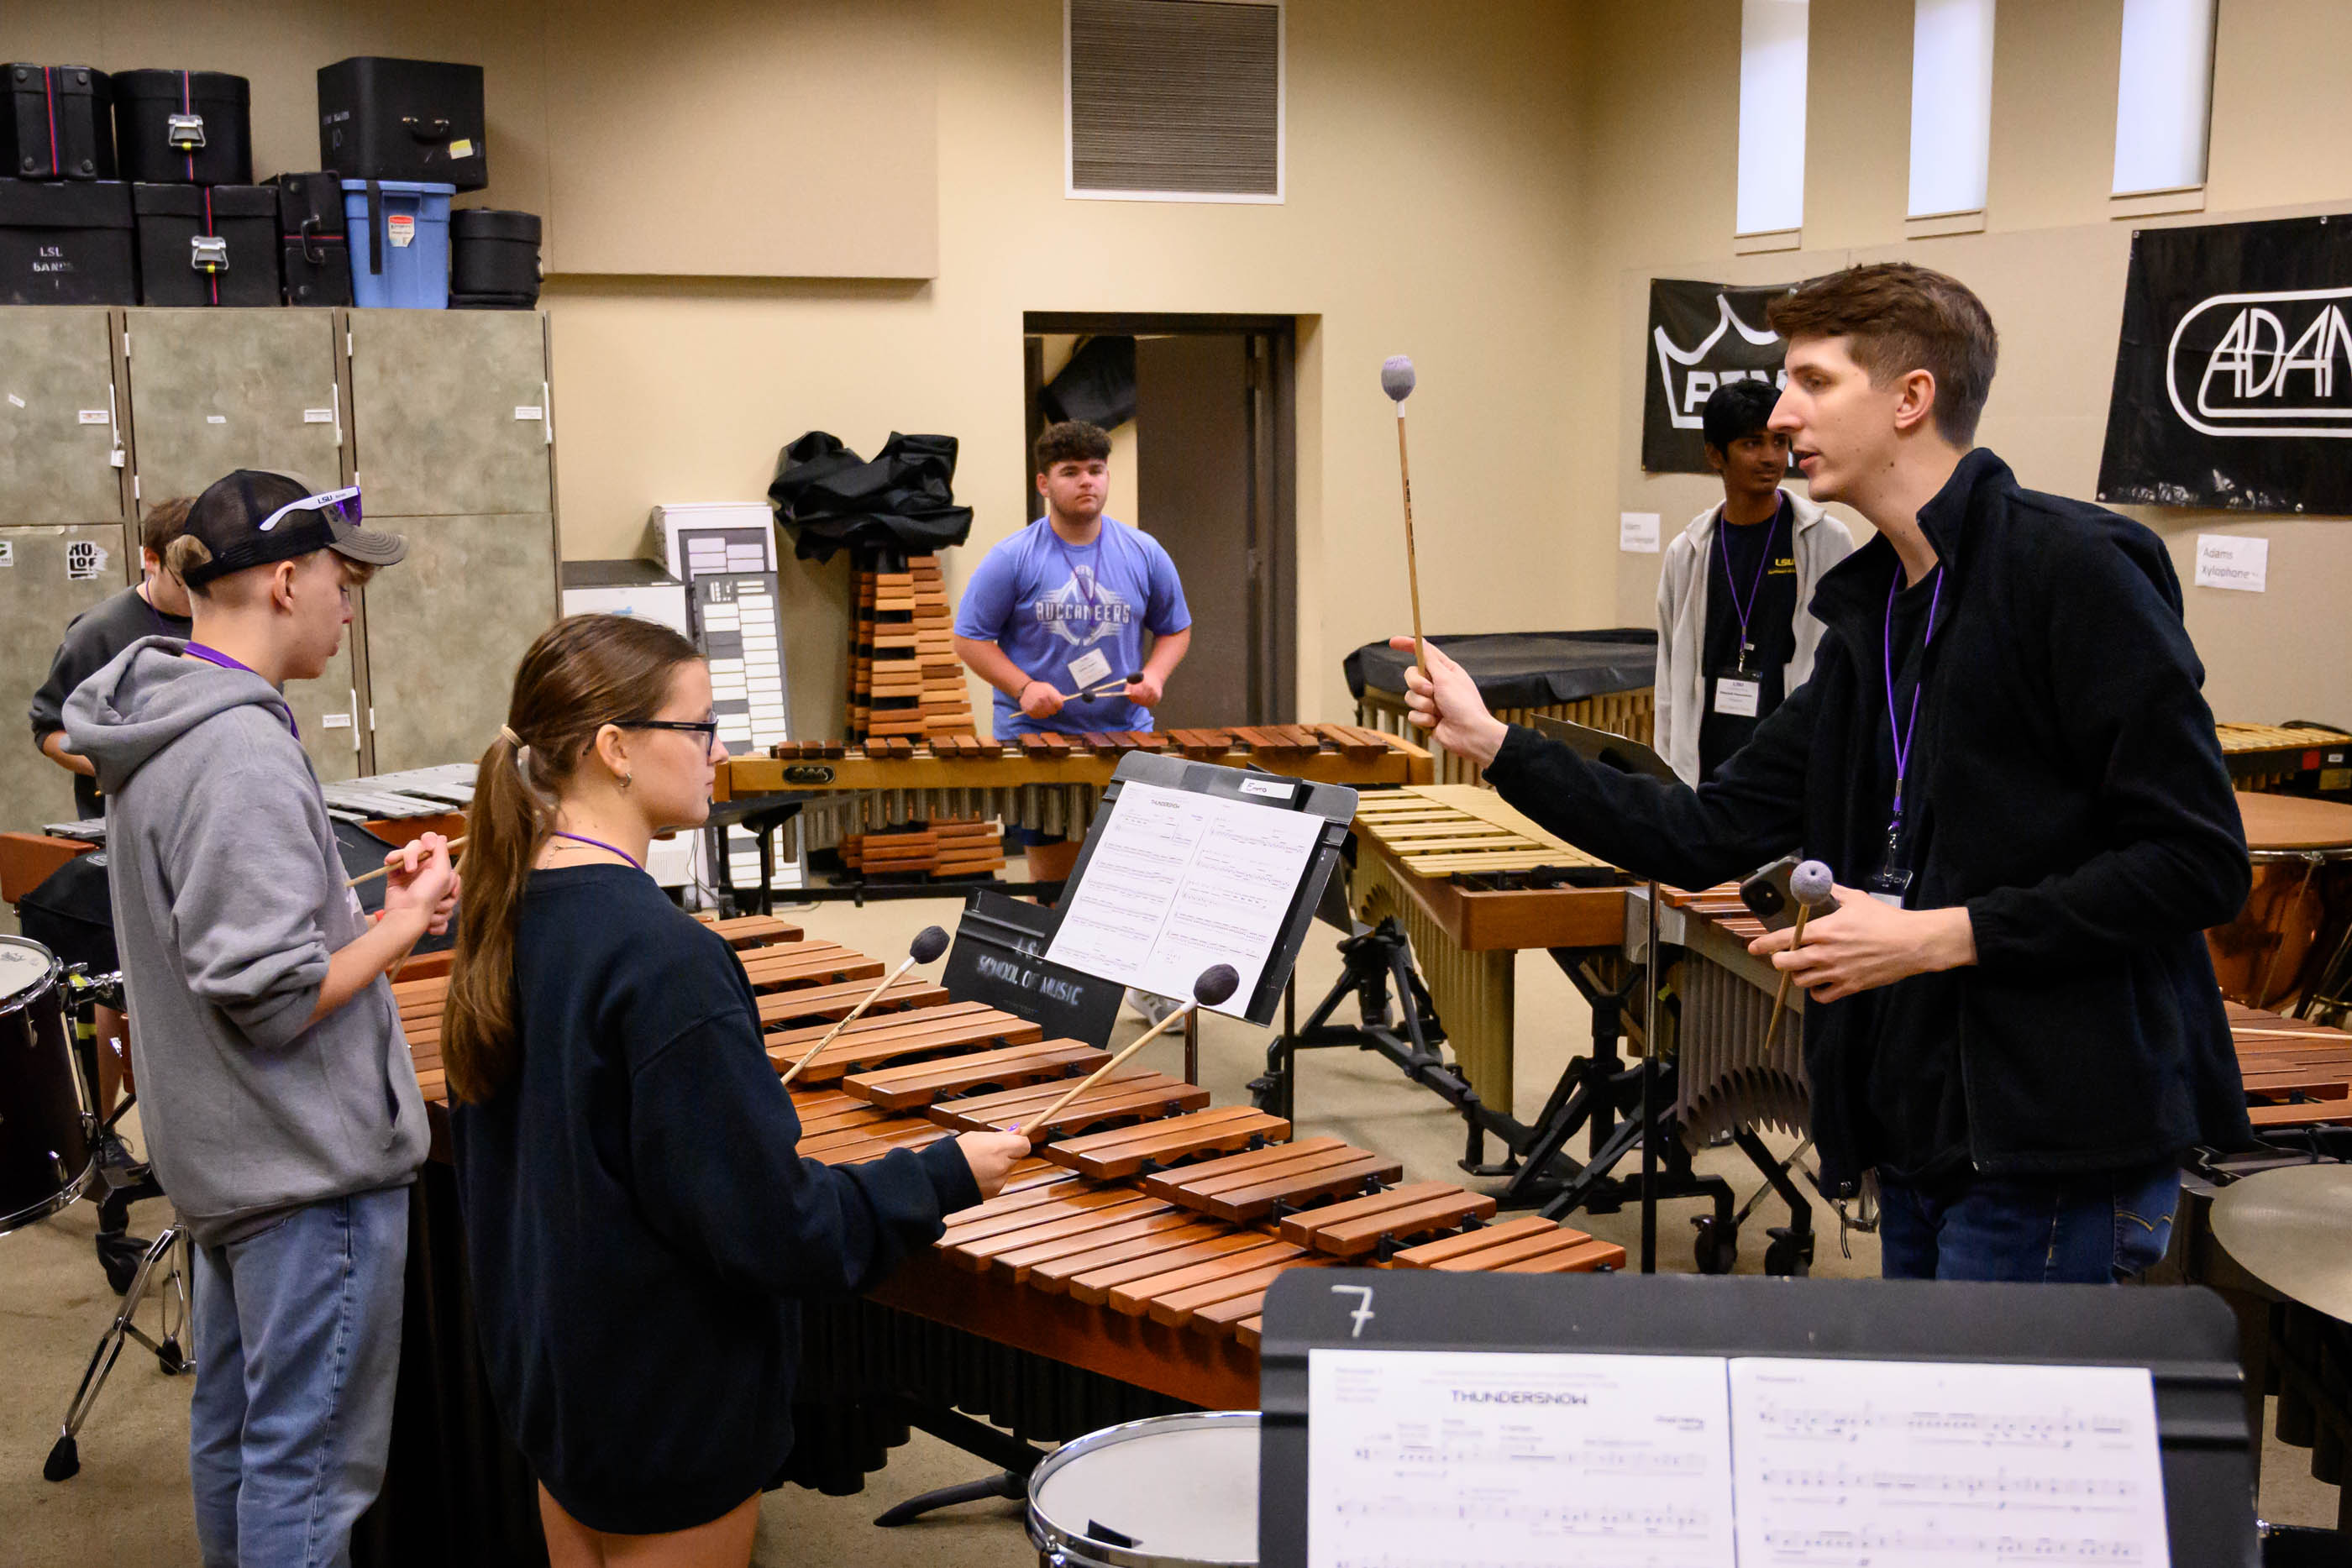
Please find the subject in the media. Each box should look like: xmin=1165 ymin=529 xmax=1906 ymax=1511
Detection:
xmin=1399 ymin=262 xmax=2250 ymax=1283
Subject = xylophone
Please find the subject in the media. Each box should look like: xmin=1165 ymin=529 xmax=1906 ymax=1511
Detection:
xmin=1343 ymin=786 xmax=1628 ymax=1116
xmin=1356 ymin=684 xmax=1654 ymax=788
xmin=388 ymin=910 xmax=1622 ymax=1502
xmin=2219 ymin=721 xmax=2352 ymax=800
xmin=719 ymin=725 xmax=1431 ymax=848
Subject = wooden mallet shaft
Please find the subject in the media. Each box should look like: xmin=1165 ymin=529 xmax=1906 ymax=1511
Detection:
xmin=780 ymin=925 xmax=950 ymax=1088
xmin=1382 ymin=355 xmax=1428 ymax=681
xmin=1763 ymin=905 xmax=1809 ymax=1046
xmin=1016 ymin=1002 xmax=1194 ymax=1134
xmin=346 ymin=836 xmax=466 ymax=889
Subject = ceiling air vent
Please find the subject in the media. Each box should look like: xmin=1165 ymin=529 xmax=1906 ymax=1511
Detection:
xmin=1067 ymin=0 xmax=1284 ymax=202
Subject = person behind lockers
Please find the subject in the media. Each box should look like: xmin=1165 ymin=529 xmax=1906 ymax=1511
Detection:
xmin=1653 ymin=380 xmax=1853 ymax=786
xmin=63 ymin=469 xmax=454 ymax=1565
xmin=31 ymin=496 xmax=199 ymax=822
xmin=441 ymin=614 xmax=1028 ymax=1565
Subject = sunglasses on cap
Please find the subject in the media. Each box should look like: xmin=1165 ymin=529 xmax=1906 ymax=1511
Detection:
xmin=257 ymin=485 xmax=363 ymax=533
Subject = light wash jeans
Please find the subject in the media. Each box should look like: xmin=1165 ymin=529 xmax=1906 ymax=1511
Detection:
xmin=189 ymin=1187 xmax=408 ymax=1568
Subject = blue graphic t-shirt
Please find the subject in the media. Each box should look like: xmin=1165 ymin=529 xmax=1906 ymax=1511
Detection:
xmin=953 ymin=517 xmax=1191 ymax=736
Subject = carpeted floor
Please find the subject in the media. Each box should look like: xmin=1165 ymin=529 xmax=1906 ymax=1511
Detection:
xmin=0 ymin=868 xmax=2337 ymax=1561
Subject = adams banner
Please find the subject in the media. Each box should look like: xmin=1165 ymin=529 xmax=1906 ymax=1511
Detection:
xmin=1641 ymin=278 xmax=1797 ymax=474
xmin=2098 ymin=214 xmax=2352 ymax=513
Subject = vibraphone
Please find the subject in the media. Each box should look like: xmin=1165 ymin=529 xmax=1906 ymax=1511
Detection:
xmin=2166 ymin=1004 xmax=2352 ymax=1530
xmin=377 ymin=909 xmax=1620 ymax=1553
xmin=722 ymin=724 xmax=1432 ymax=848
xmin=2220 ymin=721 xmax=2352 ymax=800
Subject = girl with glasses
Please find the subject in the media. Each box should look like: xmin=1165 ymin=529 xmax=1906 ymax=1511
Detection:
xmin=441 ymin=614 xmax=1028 ymax=1566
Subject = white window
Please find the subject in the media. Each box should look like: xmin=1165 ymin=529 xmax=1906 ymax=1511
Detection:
xmin=1908 ymin=0 xmax=1996 ymax=218
xmin=2113 ymin=0 xmax=2216 ymax=195
xmin=1736 ymin=0 xmax=1809 ymax=237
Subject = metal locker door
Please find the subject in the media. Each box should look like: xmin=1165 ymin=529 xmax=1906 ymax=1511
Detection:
xmin=0 ymin=308 xmax=128 ymax=526
xmin=124 ymin=309 xmax=345 ymax=506
xmin=360 ymin=514 xmax=558 ymax=774
xmin=348 ymin=312 xmax=552 ymax=517
xmin=0 ymin=525 xmax=134 ymax=838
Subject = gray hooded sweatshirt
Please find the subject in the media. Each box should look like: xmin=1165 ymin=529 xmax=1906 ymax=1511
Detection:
xmin=63 ymin=637 xmax=426 ymax=1245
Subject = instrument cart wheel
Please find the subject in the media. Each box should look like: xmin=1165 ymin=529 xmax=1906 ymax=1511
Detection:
xmin=1762 ymin=1228 xmax=1814 ymax=1278
xmin=1692 ymin=1215 xmax=1739 ymax=1275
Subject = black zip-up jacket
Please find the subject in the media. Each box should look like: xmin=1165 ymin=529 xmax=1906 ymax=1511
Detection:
xmin=1485 ymin=450 xmax=2252 ymax=1193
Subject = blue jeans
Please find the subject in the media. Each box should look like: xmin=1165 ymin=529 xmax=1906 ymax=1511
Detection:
xmin=189 ymin=1188 xmax=409 ymax=1568
xmin=1877 ymin=1162 xmax=2180 ymax=1282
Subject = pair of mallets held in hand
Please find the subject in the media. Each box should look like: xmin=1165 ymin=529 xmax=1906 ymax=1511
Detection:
xmin=1056 ymin=671 xmax=1144 ymax=705
xmin=774 ymin=926 xmax=1239 ymax=1137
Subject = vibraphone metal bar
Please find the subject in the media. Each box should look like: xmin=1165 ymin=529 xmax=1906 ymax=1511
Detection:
xmin=392 ymin=910 xmax=1622 ymax=1495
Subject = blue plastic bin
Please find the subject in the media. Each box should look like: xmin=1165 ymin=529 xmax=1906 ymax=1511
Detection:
xmin=341 ymin=178 xmax=453 ymax=308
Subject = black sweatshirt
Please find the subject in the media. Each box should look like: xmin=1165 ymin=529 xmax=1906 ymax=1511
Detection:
xmin=29 ymin=585 xmax=192 ymax=820
xmin=1484 ymin=450 xmax=2252 ymax=1194
xmin=450 ymin=867 xmax=980 ymax=1534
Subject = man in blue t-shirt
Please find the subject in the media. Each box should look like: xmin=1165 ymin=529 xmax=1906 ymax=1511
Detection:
xmin=953 ymin=419 xmax=1192 ymax=879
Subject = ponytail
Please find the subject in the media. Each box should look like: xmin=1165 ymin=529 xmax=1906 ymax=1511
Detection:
xmin=439 ymin=615 xmax=703 ymax=1103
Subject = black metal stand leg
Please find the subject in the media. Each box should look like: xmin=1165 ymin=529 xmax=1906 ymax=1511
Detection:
xmin=46 ymin=1226 xmax=192 ymax=1482
xmin=871 ymin=1398 xmax=1049 ymax=1527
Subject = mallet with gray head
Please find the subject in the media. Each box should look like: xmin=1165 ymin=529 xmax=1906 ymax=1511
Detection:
xmin=779 ymin=924 xmax=952 ymax=1088
xmin=1764 ymin=860 xmax=1835 ymax=1045
xmin=1015 ymin=964 xmax=1241 ymax=1135
xmin=1381 ymin=355 xmax=1430 ymax=682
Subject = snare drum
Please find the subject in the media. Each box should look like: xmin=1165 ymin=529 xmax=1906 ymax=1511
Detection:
xmin=2209 ymin=793 xmax=2352 ymax=1010
xmin=1027 ymin=1410 xmax=1259 ymax=1568
xmin=0 ymin=934 xmax=92 ymax=1234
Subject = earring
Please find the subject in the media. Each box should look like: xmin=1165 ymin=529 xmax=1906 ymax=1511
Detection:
xmin=620 ymin=773 xmax=633 ymax=791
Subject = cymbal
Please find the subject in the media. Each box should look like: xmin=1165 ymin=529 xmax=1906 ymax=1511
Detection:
xmin=2210 ymin=1164 xmax=2352 ymax=1321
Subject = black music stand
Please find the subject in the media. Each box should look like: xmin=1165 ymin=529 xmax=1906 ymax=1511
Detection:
xmin=1257 ymin=1271 xmax=2259 ymax=1568
xmin=1042 ymin=752 xmax=1358 ymax=1028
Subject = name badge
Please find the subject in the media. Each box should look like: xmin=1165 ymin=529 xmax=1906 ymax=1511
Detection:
xmin=1067 ymin=648 xmax=1113 ymax=692
xmin=1867 ymin=890 xmax=1906 ymax=908
xmin=1713 ymin=677 xmax=1761 ymax=718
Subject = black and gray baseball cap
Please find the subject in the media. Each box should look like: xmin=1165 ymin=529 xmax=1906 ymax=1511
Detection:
xmin=177 ymin=469 xmax=407 ymax=588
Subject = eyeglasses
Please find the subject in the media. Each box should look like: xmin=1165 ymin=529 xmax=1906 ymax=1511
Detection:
xmin=614 ymin=719 xmax=723 ymax=744
xmin=258 ymin=485 xmax=362 ymax=533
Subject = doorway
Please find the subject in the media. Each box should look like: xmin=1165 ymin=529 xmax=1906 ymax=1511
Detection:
xmin=1022 ymin=312 xmax=1297 ymax=728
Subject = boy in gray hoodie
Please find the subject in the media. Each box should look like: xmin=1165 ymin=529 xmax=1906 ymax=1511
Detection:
xmin=66 ymin=469 xmax=459 ymax=1568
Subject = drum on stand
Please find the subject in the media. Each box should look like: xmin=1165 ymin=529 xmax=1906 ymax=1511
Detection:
xmin=1026 ymin=1411 xmax=1260 ymax=1568
xmin=2210 ymin=793 xmax=2352 ymax=1015
xmin=0 ymin=935 xmax=94 ymax=1235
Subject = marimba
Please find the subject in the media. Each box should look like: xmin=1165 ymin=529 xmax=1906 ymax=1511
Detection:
xmin=388 ymin=910 xmax=1622 ymax=1497
xmin=2229 ymin=999 xmax=2352 ymax=1137
xmin=719 ymin=725 xmax=1431 ymax=847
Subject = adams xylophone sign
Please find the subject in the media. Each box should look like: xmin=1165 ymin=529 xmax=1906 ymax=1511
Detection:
xmin=2099 ymin=213 xmax=2352 ymax=514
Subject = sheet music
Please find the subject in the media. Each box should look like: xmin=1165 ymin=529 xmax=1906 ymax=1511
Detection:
xmin=1728 ymin=1358 xmax=2171 ymax=1567
xmin=1307 ymin=1347 xmax=1738 ymax=1568
xmin=1044 ymin=779 xmax=1324 ymax=1015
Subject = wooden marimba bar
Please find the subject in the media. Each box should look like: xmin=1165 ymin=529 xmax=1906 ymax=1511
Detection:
xmin=396 ymin=910 xmax=1621 ymax=1420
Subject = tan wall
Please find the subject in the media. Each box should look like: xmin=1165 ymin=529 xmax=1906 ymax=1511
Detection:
xmin=547 ymin=0 xmax=1590 ymax=732
xmin=1582 ymin=0 xmax=2352 ymax=726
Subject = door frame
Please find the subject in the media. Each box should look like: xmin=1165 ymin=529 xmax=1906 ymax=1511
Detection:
xmin=1021 ymin=311 xmax=1298 ymax=724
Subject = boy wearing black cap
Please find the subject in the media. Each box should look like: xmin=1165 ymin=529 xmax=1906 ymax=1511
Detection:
xmin=64 ymin=469 xmax=456 ymax=1565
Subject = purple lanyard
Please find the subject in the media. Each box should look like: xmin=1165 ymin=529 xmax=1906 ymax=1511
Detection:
xmin=1715 ymin=503 xmax=1784 ymax=670
xmin=1053 ymin=533 xmax=1103 ymax=610
xmin=182 ymin=642 xmax=300 ymax=740
xmin=550 ymin=831 xmax=644 ymax=872
xmin=1882 ymin=564 xmax=1946 ymax=829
